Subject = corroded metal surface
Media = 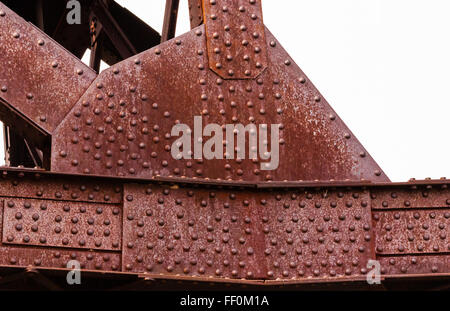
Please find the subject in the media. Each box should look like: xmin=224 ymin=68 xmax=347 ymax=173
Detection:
xmin=371 ymin=184 xmax=449 ymax=276
xmin=122 ymin=184 xmax=374 ymax=281
xmin=371 ymin=185 xmax=450 ymax=209
xmin=0 ymin=0 xmax=447 ymax=290
xmin=0 ymin=0 xmax=388 ymax=183
xmin=370 ymin=184 xmax=449 ymax=275
xmin=0 ymin=173 xmax=122 ymax=273
xmin=203 ymin=0 xmax=268 ymax=79
xmin=0 ymin=246 xmax=121 ymax=272
xmin=49 ymin=23 xmax=388 ymax=182
xmin=51 ymin=27 xmax=205 ymax=179
xmin=377 ymin=255 xmax=448 ymax=276
xmin=2 ymin=198 xmax=122 ymax=251
xmin=0 ymin=2 xmax=96 ymax=134
xmin=0 ymin=170 xmax=445 ymax=286
xmin=374 ymin=209 xmax=448 ymax=255
xmin=261 ymin=188 xmax=374 ymax=280
xmin=122 ymin=183 xmax=268 ymax=279
xmin=188 ymin=0 xmax=203 ymax=29
xmin=0 ymin=173 xmax=123 ymax=203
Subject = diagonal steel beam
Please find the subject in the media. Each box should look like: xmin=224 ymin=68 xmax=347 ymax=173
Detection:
xmin=89 ymin=13 xmax=103 ymax=72
xmin=90 ymin=0 xmax=137 ymax=60
xmin=161 ymin=0 xmax=179 ymax=43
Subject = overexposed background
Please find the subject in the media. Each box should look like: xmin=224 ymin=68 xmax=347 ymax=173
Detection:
xmin=4 ymin=0 xmax=450 ymax=182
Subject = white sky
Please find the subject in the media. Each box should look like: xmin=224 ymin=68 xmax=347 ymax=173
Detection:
xmin=5 ymin=0 xmax=450 ymax=182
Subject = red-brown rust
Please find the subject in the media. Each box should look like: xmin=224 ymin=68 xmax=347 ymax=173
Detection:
xmin=203 ymin=0 xmax=268 ymax=79
xmin=0 ymin=0 xmax=447 ymax=290
xmin=0 ymin=169 xmax=445 ymax=286
xmin=0 ymin=0 xmax=388 ymax=183
xmin=0 ymin=2 xmax=96 ymax=134
xmin=188 ymin=0 xmax=203 ymax=29
xmin=49 ymin=23 xmax=388 ymax=182
xmin=2 ymin=198 xmax=122 ymax=251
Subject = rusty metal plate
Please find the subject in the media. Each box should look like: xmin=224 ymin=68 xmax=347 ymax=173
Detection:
xmin=51 ymin=28 xmax=206 ymax=179
xmin=0 ymin=0 xmax=448 ymax=289
xmin=0 ymin=198 xmax=120 ymax=271
xmin=0 ymin=168 xmax=444 ymax=285
xmin=203 ymin=0 xmax=268 ymax=79
xmin=51 ymin=24 xmax=387 ymax=183
xmin=0 ymin=171 xmax=122 ymax=204
xmin=0 ymin=2 xmax=96 ymax=133
xmin=2 ymin=198 xmax=122 ymax=251
xmin=122 ymin=183 xmax=375 ymax=282
xmin=262 ymin=27 xmax=388 ymax=182
xmin=371 ymin=185 xmax=450 ymax=210
xmin=0 ymin=245 xmax=121 ymax=272
xmin=122 ymin=183 xmax=267 ymax=279
xmin=373 ymin=209 xmax=449 ymax=255
xmin=188 ymin=0 xmax=203 ymax=29
xmin=261 ymin=189 xmax=375 ymax=280
xmin=378 ymin=255 xmax=448 ymax=276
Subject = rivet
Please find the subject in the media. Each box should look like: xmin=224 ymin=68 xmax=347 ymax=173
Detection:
xmin=47 ymin=60 xmax=58 ymax=70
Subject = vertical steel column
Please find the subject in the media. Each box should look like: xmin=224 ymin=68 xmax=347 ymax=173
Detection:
xmin=161 ymin=0 xmax=180 ymax=42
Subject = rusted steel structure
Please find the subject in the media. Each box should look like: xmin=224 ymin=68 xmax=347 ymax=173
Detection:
xmin=0 ymin=0 xmax=447 ymax=290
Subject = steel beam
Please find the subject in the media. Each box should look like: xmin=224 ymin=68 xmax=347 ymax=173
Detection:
xmin=0 ymin=168 xmax=446 ymax=288
xmin=161 ymin=0 xmax=179 ymax=42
